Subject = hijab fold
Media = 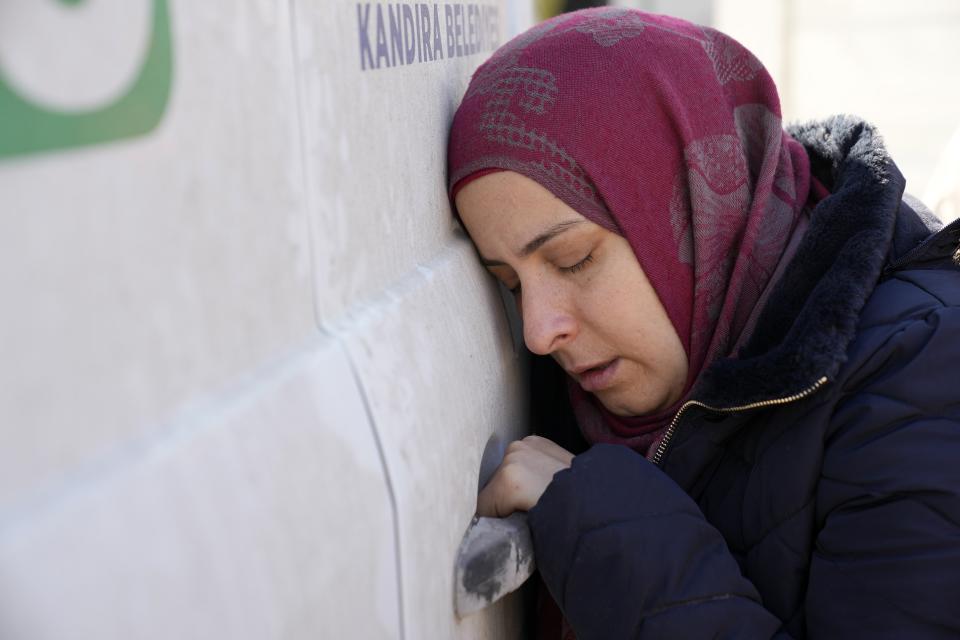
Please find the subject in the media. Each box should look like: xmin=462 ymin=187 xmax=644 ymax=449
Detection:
xmin=449 ymin=8 xmax=812 ymax=456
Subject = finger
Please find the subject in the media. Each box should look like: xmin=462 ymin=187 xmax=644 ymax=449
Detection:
xmin=520 ymin=435 xmax=575 ymax=465
xmin=502 ymin=439 xmax=567 ymax=475
xmin=476 ymin=448 xmax=569 ymax=517
xmin=477 ymin=461 xmax=528 ymax=517
xmin=475 ymin=483 xmax=503 ymax=518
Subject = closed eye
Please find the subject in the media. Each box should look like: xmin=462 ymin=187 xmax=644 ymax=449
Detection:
xmin=560 ymin=253 xmax=594 ymax=274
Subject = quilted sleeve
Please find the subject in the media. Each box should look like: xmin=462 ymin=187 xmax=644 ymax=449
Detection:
xmin=528 ymin=444 xmax=789 ymax=639
xmin=808 ymin=276 xmax=960 ymax=638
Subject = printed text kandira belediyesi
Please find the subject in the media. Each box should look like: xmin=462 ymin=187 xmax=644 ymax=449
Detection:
xmin=357 ymin=3 xmax=500 ymax=71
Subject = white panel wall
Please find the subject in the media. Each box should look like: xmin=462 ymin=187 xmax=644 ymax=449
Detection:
xmin=341 ymin=239 xmax=526 ymax=639
xmin=293 ymin=0 xmax=505 ymax=326
xmin=0 ymin=339 xmax=400 ymax=640
xmin=0 ymin=1 xmax=530 ymax=637
xmin=292 ymin=2 xmax=528 ymax=635
xmin=0 ymin=0 xmax=314 ymax=512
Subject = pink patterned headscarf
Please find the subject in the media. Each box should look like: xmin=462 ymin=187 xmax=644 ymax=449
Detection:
xmin=448 ymin=8 xmax=811 ymax=454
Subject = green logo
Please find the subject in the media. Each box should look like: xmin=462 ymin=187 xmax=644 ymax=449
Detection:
xmin=0 ymin=0 xmax=173 ymax=159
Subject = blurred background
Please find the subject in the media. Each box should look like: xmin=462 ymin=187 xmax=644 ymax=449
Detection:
xmin=540 ymin=0 xmax=960 ymax=221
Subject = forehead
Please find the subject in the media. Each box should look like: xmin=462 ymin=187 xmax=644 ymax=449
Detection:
xmin=455 ymin=171 xmax=587 ymax=249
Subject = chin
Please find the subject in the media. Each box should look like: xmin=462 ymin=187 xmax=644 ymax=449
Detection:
xmin=596 ymin=392 xmax=642 ymax=417
xmin=597 ymin=389 xmax=666 ymax=418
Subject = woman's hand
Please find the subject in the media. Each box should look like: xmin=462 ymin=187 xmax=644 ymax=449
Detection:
xmin=477 ymin=435 xmax=574 ymax=517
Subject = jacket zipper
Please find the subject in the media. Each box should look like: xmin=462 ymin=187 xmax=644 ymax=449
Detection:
xmin=650 ymin=376 xmax=830 ymax=467
xmin=882 ymin=218 xmax=960 ymax=275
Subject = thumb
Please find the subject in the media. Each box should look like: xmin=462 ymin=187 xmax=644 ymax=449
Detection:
xmin=476 ymin=464 xmax=523 ymax=517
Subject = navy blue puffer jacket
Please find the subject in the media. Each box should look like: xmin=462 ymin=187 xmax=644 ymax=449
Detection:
xmin=528 ymin=116 xmax=960 ymax=638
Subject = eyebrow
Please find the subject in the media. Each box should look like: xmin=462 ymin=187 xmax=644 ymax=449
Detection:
xmin=480 ymin=219 xmax=586 ymax=267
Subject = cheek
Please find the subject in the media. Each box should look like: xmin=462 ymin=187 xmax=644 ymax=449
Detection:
xmin=588 ymin=269 xmax=644 ymax=332
xmin=600 ymin=257 xmax=684 ymax=365
xmin=652 ymin=319 xmax=689 ymax=401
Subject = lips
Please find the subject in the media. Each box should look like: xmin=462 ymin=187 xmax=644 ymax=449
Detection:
xmin=571 ymin=358 xmax=620 ymax=392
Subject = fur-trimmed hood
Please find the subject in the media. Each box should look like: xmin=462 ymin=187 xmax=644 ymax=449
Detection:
xmin=693 ymin=115 xmax=959 ymax=408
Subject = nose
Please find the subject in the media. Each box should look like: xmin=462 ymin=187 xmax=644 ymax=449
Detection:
xmin=519 ymin=280 xmax=578 ymax=355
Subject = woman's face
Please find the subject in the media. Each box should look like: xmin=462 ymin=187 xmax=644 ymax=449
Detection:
xmin=456 ymin=171 xmax=689 ymax=417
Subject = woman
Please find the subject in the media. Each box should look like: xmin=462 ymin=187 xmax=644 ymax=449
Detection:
xmin=448 ymin=8 xmax=960 ymax=639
